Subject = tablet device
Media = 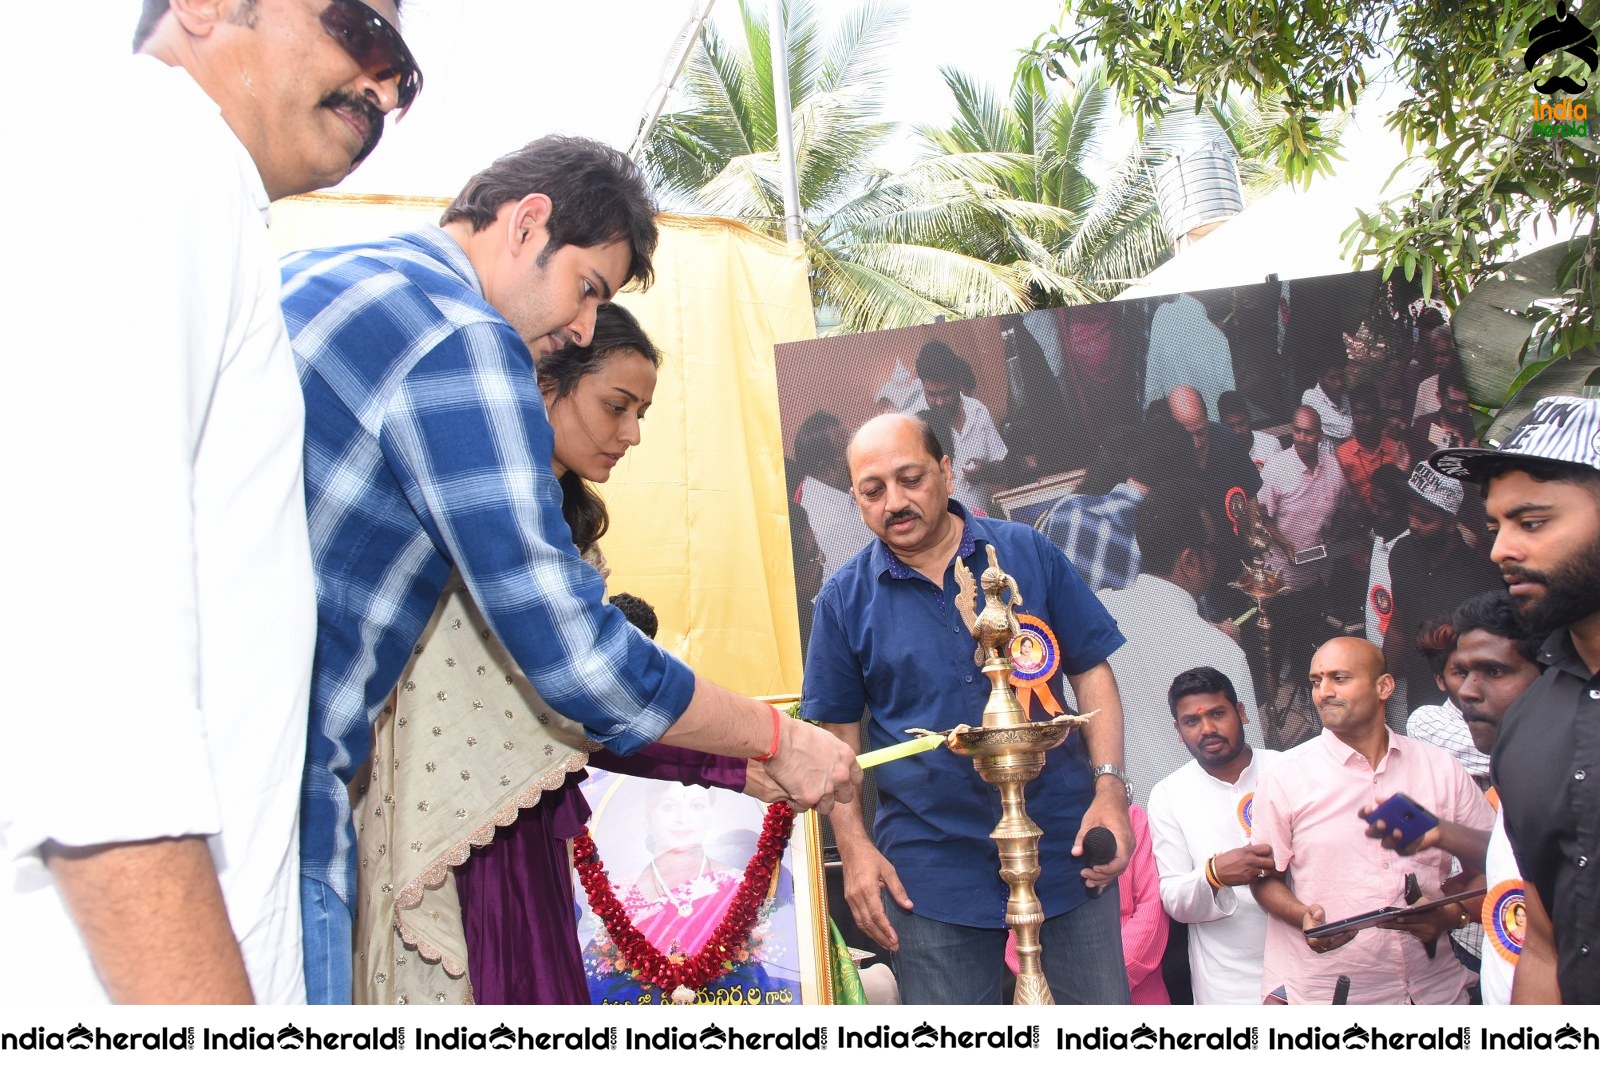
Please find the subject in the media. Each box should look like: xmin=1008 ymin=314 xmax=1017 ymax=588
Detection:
xmin=1304 ymin=886 xmax=1484 ymax=940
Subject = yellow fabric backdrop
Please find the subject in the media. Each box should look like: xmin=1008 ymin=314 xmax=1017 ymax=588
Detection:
xmin=271 ymin=195 xmax=814 ymax=696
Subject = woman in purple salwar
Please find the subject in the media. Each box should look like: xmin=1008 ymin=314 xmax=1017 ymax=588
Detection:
xmin=352 ymin=306 xmax=760 ymax=1004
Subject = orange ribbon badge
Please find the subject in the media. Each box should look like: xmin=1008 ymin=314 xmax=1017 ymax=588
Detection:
xmin=1009 ymin=614 xmax=1064 ymax=719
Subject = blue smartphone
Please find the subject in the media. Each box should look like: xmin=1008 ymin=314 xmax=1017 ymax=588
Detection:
xmin=1364 ymin=793 xmax=1439 ymax=849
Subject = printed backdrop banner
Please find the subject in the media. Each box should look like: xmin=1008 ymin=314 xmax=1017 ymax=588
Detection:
xmin=775 ymin=270 xmax=1489 ymax=800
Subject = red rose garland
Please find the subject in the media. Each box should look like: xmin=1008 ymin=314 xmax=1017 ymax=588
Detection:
xmin=574 ymin=801 xmax=794 ymax=1003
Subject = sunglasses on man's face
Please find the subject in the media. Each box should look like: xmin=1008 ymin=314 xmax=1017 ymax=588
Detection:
xmin=320 ymin=0 xmax=423 ymax=117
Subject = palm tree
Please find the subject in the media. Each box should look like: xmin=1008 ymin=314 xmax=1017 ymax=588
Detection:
xmin=643 ymin=0 xmax=1059 ymax=334
xmin=915 ymin=66 xmax=1296 ymax=303
xmin=643 ymin=1 xmax=1295 ymax=332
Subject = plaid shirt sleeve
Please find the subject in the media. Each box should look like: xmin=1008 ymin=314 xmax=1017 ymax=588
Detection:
xmin=380 ymin=320 xmax=695 ymax=753
xmin=1039 ymin=491 xmax=1140 ymax=593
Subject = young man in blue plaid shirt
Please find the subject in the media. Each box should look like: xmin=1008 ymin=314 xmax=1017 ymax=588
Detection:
xmin=280 ymin=136 xmax=859 ymax=1002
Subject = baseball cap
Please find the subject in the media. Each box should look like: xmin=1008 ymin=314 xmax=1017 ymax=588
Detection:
xmin=1408 ymin=462 xmax=1464 ymax=515
xmin=1429 ymin=394 xmax=1600 ymax=482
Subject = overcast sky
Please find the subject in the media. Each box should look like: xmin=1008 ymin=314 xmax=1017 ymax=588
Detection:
xmin=73 ymin=0 xmax=1064 ymax=198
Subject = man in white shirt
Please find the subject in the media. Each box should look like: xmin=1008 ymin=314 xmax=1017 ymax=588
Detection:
xmin=1099 ymin=484 xmax=1261 ymax=803
xmin=791 ymin=411 xmax=875 ymax=581
xmin=1410 ymin=324 xmax=1459 ymax=421
xmin=1219 ymin=390 xmax=1283 ymax=470
xmin=914 ymin=341 xmax=1008 ymax=515
xmin=1149 ymin=667 xmax=1281 ymax=1004
xmin=2 ymin=0 xmax=415 ymax=1004
xmin=1405 ymin=615 xmax=1493 ymax=790
xmin=1300 ymin=355 xmax=1353 ymax=442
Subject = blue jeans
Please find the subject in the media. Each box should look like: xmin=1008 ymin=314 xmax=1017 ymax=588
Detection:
xmin=888 ymin=888 xmax=1131 ymax=1005
xmin=301 ymin=876 xmax=353 ymax=1005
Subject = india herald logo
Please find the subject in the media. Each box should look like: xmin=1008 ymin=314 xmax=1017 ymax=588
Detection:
xmin=1525 ymin=2 xmax=1599 ymax=96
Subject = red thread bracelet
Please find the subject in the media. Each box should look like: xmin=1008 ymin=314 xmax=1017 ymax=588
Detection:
xmin=754 ymin=703 xmax=782 ymax=762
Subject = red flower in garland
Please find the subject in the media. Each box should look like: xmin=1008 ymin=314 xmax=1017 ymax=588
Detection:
xmin=575 ymin=801 xmax=794 ymax=1001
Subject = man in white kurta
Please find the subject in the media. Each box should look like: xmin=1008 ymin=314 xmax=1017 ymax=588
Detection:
xmin=1 ymin=0 xmax=412 ymax=1003
xmin=913 ymin=340 xmax=1008 ymax=516
xmin=1148 ymin=667 xmax=1282 ymax=1004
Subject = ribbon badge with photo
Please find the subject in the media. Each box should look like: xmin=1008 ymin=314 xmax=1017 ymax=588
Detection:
xmin=1224 ymin=485 xmax=1249 ymax=537
xmin=1009 ymin=614 xmax=1065 ymax=718
xmin=1370 ymin=583 xmax=1395 ymax=634
xmin=1484 ymin=879 xmax=1527 ymax=964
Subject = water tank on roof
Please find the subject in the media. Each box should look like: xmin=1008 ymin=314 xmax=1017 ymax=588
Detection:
xmin=1153 ymin=140 xmax=1244 ymax=245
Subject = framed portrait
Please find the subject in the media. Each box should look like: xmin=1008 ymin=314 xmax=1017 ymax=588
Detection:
xmin=573 ymin=700 xmax=833 ymax=1006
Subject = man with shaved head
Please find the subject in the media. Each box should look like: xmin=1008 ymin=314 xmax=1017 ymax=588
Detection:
xmin=1167 ymin=386 xmax=1262 ymax=600
xmin=1257 ymin=404 xmax=1350 ymax=681
xmin=805 ymin=413 xmax=1135 ymax=1004
xmin=1249 ymin=636 xmax=1493 ymax=1003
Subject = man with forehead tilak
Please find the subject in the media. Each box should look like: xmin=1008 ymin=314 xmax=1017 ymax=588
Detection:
xmin=1250 ymin=637 xmax=1492 ymax=1003
xmin=1147 ymin=667 xmax=1282 ymax=1003
xmin=804 ymin=413 xmax=1134 ymax=1004
xmin=1429 ymin=395 xmax=1600 ymax=1003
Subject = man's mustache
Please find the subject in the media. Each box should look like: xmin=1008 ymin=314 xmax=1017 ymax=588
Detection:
xmin=320 ymin=89 xmax=385 ymax=165
xmin=1502 ymin=567 xmax=1548 ymax=587
xmin=886 ymin=507 xmax=921 ymax=524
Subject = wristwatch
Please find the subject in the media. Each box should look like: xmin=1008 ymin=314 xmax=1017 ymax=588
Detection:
xmin=1093 ymin=763 xmax=1133 ymax=804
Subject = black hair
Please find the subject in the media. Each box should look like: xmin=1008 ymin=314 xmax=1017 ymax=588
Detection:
xmin=1369 ymin=462 xmax=1409 ymax=502
xmin=1076 ymin=423 xmax=1144 ymax=496
xmin=1167 ymin=666 xmax=1240 ymax=717
xmin=541 ymin=304 xmax=661 ymax=555
xmin=1438 ymin=368 xmax=1468 ymax=398
xmin=1415 ymin=614 xmax=1457 ymax=676
xmin=1217 ymin=390 xmax=1249 ymax=422
xmin=1349 ymin=383 xmax=1381 ymax=413
xmin=1079 ymin=418 xmax=1195 ymax=496
xmin=1133 ymin=415 xmax=1199 ymax=490
xmin=793 ymin=411 xmax=844 ymax=481
xmin=1451 ymin=589 xmax=1545 ymax=665
xmin=1475 ymin=455 xmax=1600 ymax=494
xmin=442 ymin=135 xmax=658 ymax=290
xmin=1136 ymin=482 xmax=1212 ymax=578
xmin=133 ymin=0 xmax=176 ymax=49
xmin=912 ymin=414 xmax=947 ymax=464
xmin=609 ymin=592 xmax=659 ymax=639
xmin=915 ymin=341 xmax=974 ymax=391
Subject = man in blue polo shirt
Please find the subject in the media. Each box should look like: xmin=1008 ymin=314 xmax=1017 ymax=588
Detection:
xmin=805 ymin=412 xmax=1134 ymax=1004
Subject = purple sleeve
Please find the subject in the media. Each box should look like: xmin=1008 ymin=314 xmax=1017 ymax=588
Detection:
xmin=589 ymin=741 xmax=747 ymax=793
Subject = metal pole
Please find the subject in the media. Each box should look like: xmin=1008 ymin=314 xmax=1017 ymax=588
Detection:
xmin=769 ymin=0 xmax=804 ymax=243
xmin=630 ymin=0 xmax=718 ymax=163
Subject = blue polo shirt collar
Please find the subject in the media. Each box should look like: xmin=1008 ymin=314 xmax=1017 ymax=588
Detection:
xmin=875 ymin=500 xmax=979 ymax=581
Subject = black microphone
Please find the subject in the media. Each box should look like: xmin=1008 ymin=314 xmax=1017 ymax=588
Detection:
xmin=1332 ymin=975 xmax=1351 ymax=1005
xmin=1082 ymin=826 xmax=1117 ymax=899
